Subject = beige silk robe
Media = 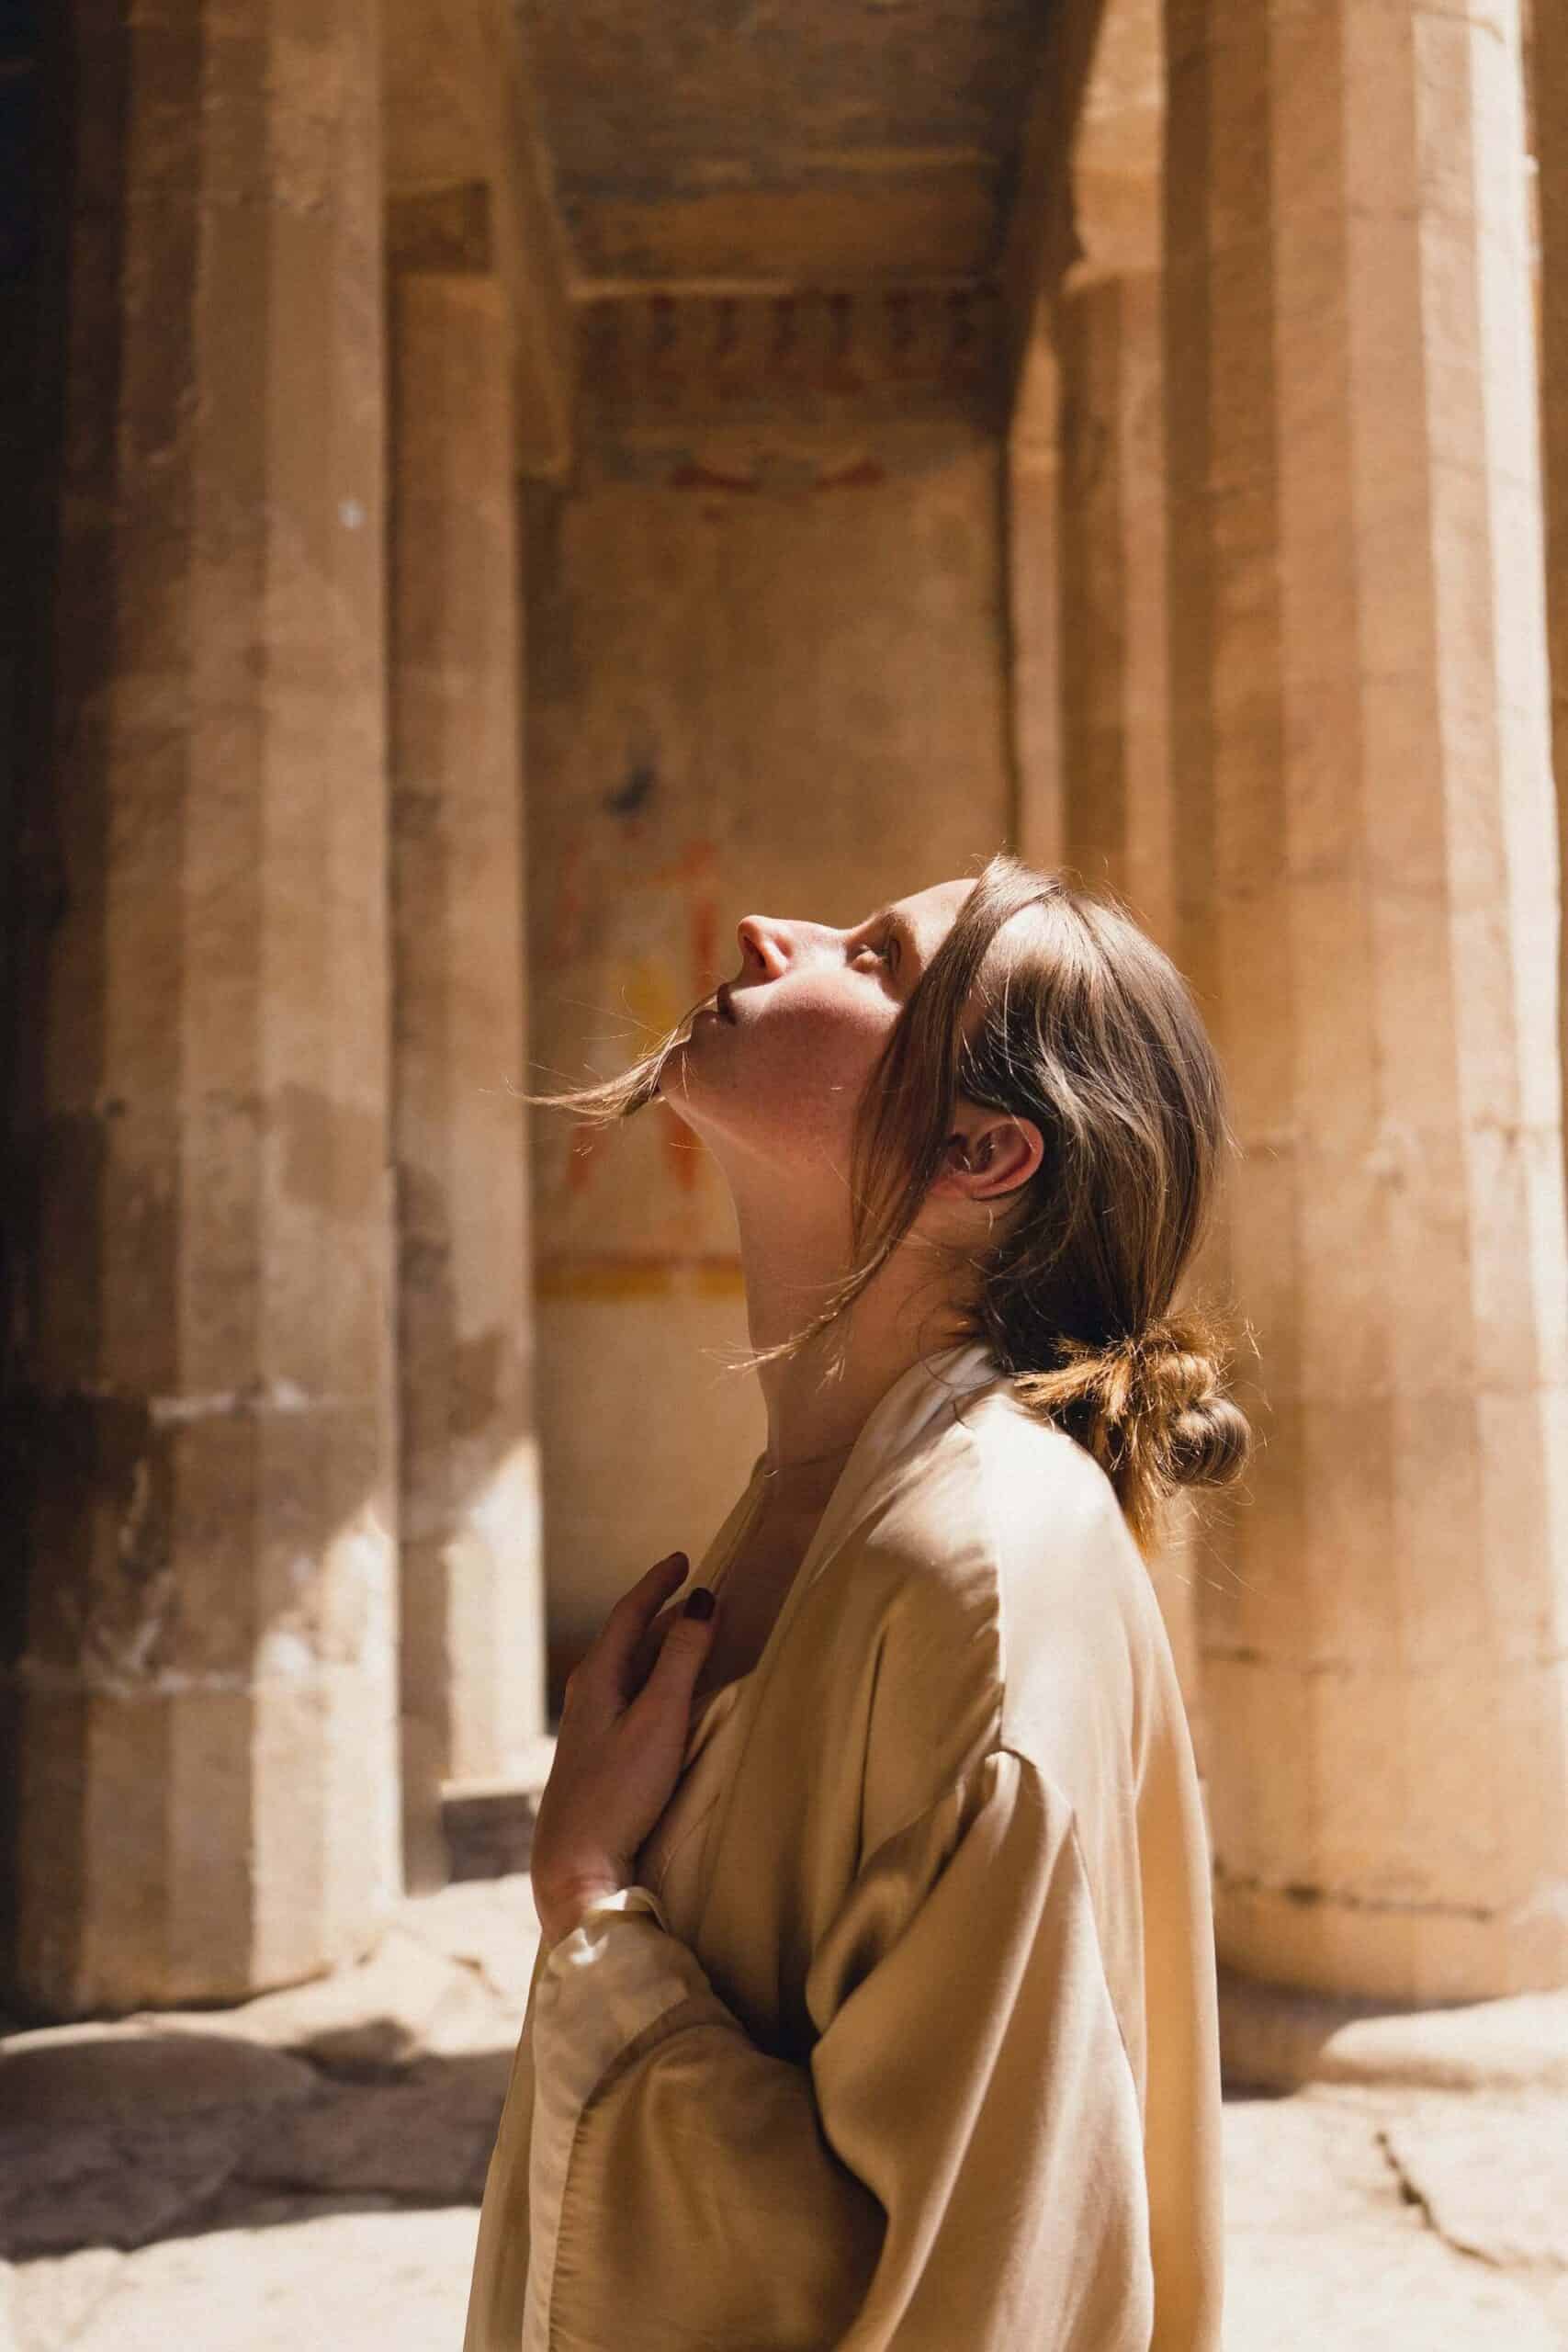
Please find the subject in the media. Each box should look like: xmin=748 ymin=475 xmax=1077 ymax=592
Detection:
xmin=463 ymin=1341 xmax=1224 ymax=2352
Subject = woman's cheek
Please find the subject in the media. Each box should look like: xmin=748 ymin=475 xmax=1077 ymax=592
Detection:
xmin=754 ymin=1011 xmax=887 ymax=1149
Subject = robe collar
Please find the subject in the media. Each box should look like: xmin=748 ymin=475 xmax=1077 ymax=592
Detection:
xmin=692 ymin=1337 xmax=1013 ymax=1952
xmin=749 ymin=1337 xmax=1010 ymax=1609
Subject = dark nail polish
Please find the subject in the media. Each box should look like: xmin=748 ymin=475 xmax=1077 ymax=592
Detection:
xmin=682 ymin=1586 xmax=715 ymax=1622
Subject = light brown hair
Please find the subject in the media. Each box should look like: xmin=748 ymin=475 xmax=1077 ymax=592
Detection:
xmin=518 ymin=850 xmax=1253 ymax=1557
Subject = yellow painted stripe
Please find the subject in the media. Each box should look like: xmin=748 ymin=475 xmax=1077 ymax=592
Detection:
xmin=534 ymin=1256 xmax=747 ymax=1303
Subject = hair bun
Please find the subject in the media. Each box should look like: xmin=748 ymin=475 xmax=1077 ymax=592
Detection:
xmin=1100 ymin=1312 xmax=1215 ymax=1408
xmin=1109 ymin=1311 xmax=1250 ymax=1494
xmin=1014 ymin=1306 xmax=1250 ymax=1510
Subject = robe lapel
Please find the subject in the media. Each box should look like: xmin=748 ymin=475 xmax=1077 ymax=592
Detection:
xmin=691 ymin=1340 xmax=1010 ymax=1944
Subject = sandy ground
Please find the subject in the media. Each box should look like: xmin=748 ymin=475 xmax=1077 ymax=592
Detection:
xmin=4 ymin=1873 xmax=1564 ymax=2350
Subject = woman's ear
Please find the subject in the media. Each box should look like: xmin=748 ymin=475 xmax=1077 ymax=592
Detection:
xmin=936 ymin=1113 xmax=1043 ymax=1202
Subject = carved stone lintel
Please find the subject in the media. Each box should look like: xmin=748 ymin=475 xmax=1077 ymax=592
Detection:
xmin=577 ymin=285 xmax=1006 ymax=432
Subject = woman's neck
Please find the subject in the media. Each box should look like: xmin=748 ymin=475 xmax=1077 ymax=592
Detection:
xmin=730 ymin=1192 xmax=971 ymax=1473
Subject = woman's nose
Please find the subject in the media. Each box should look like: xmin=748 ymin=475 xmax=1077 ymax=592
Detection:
xmin=736 ymin=916 xmax=790 ymax=978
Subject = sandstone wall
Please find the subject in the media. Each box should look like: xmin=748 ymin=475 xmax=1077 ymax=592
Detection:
xmin=523 ymin=394 xmax=1013 ymax=1677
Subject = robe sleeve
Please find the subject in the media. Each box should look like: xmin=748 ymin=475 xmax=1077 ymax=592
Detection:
xmin=513 ymin=1745 xmax=1162 ymax=2352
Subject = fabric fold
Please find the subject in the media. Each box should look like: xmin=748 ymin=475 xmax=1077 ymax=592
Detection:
xmin=515 ymin=1748 xmax=1156 ymax=2352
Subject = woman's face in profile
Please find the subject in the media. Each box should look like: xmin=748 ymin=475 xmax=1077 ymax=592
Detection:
xmin=661 ymin=876 xmax=976 ymax=1176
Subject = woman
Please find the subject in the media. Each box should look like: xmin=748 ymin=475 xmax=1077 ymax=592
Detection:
xmin=463 ymin=851 xmax=1251 ymax=2352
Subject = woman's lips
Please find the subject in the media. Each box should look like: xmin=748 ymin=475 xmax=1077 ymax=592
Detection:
xmin=716 ymin=983 xmax=737 ymax=1023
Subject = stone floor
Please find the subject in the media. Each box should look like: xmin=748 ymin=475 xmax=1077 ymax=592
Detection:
xmin=3 ymin=1877 xmax=1565 ymax=2350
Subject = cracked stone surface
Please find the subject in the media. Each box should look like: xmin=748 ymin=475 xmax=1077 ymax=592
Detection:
xmin=2 ymin=1879 xmax=1564 ymax=2350
xmin=1223 ymin=2083 xmax=1568 ymax=2349
xmin=1381 ymin=2088 xmax=1568 ymax=2271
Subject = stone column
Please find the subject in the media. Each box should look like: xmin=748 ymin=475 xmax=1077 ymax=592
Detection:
xmin=1008 ymin=1 xmax=1219 ymax=1767
xmin=1529 ymin=0 xmax=1568 ymax=1215
xmin=1165 ymin=0 xmax=1568 ymax=1999
xmin=3 ymin=1 xmax=398 ymax=2016
xmin=1009 ymin=325 xmax=1068 ymax=873
xmin=1051 ymin=260 xmax=1213 ymax=1770
xmin=389 ymin=269 xmax=545 ymax=1891
xmin=1052 ymin=0 xmax=1173 ymax=930
xmin=1056 ymin=267 xmax=1176 ymax=950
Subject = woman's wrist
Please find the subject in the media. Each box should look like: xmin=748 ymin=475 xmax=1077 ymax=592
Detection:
xmin=535 ymin=1874 xmax=631 ymax=1948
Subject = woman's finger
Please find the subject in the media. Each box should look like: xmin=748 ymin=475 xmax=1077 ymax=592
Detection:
xmin=626 ymin=1587 xmax=718 ymax=1726
xmin=626 ymin=1599 xmax=681 ymax=1692
xmin=594 ymin=1551 xmax=689 ymax=1690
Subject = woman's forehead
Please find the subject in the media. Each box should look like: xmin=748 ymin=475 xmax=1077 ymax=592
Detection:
xmin=892 ymin=877 xmax=976 ymax=930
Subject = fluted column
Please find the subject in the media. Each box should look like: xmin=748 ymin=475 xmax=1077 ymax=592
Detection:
xmin=389 ymin=270 xmax=544 ymax=1890
xmin=1010 ymin=327 xmax=1067 ymax=873
xmin=1050 ymin=260 xmax=1213 ymax=1770
xmin=1165 ymin=0 xmax=1568 ymax=1998
xmin=1057 ymin=268 xmax=1176 ymax=949
xmin=3 ymin=0 xmax=398 ymax=2016
xmin=1531 ymin=0 xmax=1568 ymax=1216
xmin=1007 ymin=0 xmax=1218 ymax=1762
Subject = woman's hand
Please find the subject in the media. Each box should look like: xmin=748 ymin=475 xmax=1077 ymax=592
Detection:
xmin=530 ymin=1551 xmax=719 ymax=1946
